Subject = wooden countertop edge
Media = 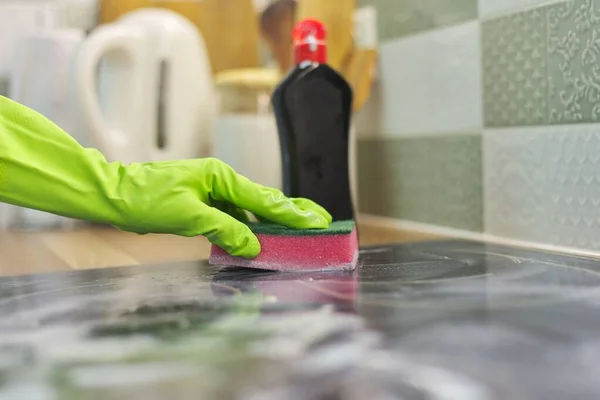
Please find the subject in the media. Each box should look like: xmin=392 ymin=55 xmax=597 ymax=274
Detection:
xmin=0 ymin=218 xmax=444 ymax=277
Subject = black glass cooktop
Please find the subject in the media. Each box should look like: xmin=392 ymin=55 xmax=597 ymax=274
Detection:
xmin=2 ymin=239 xmax=600 ymax=399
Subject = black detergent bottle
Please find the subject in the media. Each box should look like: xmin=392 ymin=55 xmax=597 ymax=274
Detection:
xmin=271 ymin=18 xmax=355 ymax=222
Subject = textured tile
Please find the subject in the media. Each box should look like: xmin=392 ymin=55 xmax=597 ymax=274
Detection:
xmin=478 ymin=0 xmax=551 ymax=19
xmin=380 ymin=21 xmax=482 ymax=136
xmin=357 ymin=0 xmax=477 ymax=42
xmin=484 ymin=125 xmax=600 ymax=250
xmin=482 ymin=7 xmax=548 ymax=127
xmin=358 ymin=134 xmax=483 ymax=231
xmin=546 ymin=0 xmax=600 ymax=124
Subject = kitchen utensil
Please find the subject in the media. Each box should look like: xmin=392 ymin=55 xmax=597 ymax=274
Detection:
xmin=259 ymin=0 xmax=297 ymax=73
xmin=294 ymin=0 xmax=355 ymax=72
xmin=76 ymin=7 xmax=217 ymax=163
xmin=341 ymin=48 xmax=378 ymax=112
xmin=3 ymin=28 xmax=89 ymax=231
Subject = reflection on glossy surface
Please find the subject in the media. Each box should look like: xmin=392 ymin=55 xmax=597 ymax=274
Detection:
xmin=2 ymin=239 xmax=600 ymax=398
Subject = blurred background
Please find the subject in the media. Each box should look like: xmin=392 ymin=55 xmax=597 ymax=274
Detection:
xmin=1 ymin=0 xmax=600 ymax=272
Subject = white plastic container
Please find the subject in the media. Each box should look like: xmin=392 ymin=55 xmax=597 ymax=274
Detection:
xmin=213 ymin=86 xmax=282 ymax=190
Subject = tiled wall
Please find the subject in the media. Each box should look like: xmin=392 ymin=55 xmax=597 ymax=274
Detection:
xmin=356 ymin=0 xmax=600 ymax=252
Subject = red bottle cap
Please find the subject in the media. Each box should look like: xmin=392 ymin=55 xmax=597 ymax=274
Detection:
xmin=292 ymin=18 xmax=327 ymax=65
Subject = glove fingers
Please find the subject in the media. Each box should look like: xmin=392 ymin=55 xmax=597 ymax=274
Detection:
xmin=236 ymin=185 xmax=329 ymax=229
xmin=212 ymin=200 xmax=251 ymax=223
xmin=254 ymin=197 xmax=333 ymax=225
xmin=208 ymin=160 xmax=330 ymax=229
xmin=289 ymin=198 xmax=333 ymax=223
xmin=227 ymin=206 xmax=251 ymax=223
xmin=192 ymin=203 xmax=261 ymax=258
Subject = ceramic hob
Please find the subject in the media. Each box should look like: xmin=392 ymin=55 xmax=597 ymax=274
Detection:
xmin=2 ymin=239 xmax=600 ymax=399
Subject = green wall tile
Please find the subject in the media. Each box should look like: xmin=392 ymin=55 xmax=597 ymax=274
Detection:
xmin=357 ymin=0 xmax=477 ymax=42
xmin=484 ymin=124 xmax=600 ymax=250
xmin=482 ymin=7 xmax=548 ymax=127
xmin=547 ymin=0 xmax=600 ymax=124
xmin=357 ymin=134 xmax=483 ymax=231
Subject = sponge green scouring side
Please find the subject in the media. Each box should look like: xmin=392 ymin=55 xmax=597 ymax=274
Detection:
xmin=246 ymin=219 xmax=356 ymax=236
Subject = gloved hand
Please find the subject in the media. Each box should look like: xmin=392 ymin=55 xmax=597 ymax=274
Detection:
xmin=0 ymin=95 xmax=332 ymax=258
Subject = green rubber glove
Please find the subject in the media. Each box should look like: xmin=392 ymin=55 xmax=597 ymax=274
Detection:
xmin=0 ymin=95 xmax=332 ymax=258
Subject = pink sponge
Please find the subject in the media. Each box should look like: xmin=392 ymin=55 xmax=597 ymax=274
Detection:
xmin=209 ymin=220 xmax=359 ymax=271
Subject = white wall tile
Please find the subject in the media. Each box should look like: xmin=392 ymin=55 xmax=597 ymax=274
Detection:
xmin=478 ymin=0 xmax=552 ymax=19
xmin=354 ymin=76 xmax=384 ymax=139
xmin=379 ymin=21 xmax=482 ymax=137
xmin=484 ymin=125 xmax=600 ymax=251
